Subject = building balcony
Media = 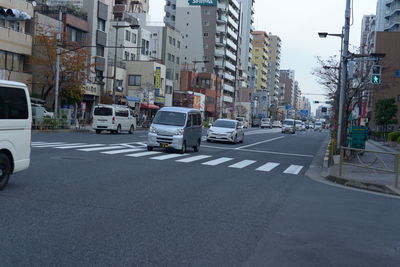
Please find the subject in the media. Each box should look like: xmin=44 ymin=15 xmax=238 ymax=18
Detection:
xmin=226 ymin=49 xmax=236 ymax=61
xmin=385 ymin=4 xmax=400 ymax=17
xmin=227 ymin=16 xmax=238 ymax=30
xmin=217 ymin=15 xmax=228 ymax=24
xmin=223 ymin=95 xmax=234 ymax=103
xmin=216 ymin=25 xmax=226 ymax=34
xmin=215 ymin=48 xmax=225 ymax=57
xmin=224 ymin=83 xmax=235 ymax=93
xmin=228 ymin=4 xmax=239 ymax=20
xmin=0 ymin=27 xmax=32 ymax=55
xmin=225 ymin=60 xmax=236 ymax=72
xmin=217 ymin=2 xmax=228 ymax=12
xmin=215 ymin=59 xmax=224 ymax=69
xmin=226 ymin=38 xmax=237 ymax=51
xmin=227 ymin=26 xmax=237 ymax=39
xmin=215 ymin=37 xmax=227 ymax=46
xmin=224 ymin=72 xmax=235 ymax=81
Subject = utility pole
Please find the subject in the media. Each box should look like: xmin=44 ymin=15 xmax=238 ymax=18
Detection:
xmin=337 ymin=0 xmax=351 ymax=150
xmin=54 ymin=9 xmax=62 ymax=117
xmin=112 ymin=23 xmax=120 ymax=104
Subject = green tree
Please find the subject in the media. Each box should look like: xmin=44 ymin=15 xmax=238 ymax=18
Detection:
xmin=375 ymin=98 xmax=398 ymax=133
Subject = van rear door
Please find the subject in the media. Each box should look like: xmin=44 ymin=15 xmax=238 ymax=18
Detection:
xmin=93 ymin=106 xmax=114 ymax=128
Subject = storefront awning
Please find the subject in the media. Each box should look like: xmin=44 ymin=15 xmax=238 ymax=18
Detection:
xmin=126 ymin=96 xmax=141 ymax=102
xmin=141 ymin=103 xmax=160 ymax=110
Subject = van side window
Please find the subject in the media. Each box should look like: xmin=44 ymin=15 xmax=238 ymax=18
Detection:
xmin=0 ymin=86 xmax=28 ymax=119
xmin=192 ymin=114 xmax=201 ymax=126
xmin=186 ymin=114 xmax=192 ymax=127
xmin=116 ymin=110 xmax=128 ymax=117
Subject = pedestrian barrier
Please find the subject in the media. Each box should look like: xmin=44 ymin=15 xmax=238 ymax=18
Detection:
xmin=339 ymin=146 xmax=400 ymax=188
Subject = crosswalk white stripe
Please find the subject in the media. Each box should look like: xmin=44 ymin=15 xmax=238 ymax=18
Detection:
xmin=102 ymin=148 xmax=145 ymax=155
xmin=33 ymin=143 xmax=84 ymax=148
xmin=256 ymin=162 xmax=280 ymax=172
xmin=283 ymin=165 xmax=304 ymax=175
xmin=202 ymin=157 xmax=234 ymax=166
xmin=32 ymin=142 xmax=66 ymax=146
xmin=78 ymin=146 xmax=125 ymax=152
xmin=125 ymin=151 xmax=162 ymax=157
xmin=32 ymin=142 xmax=54 ymax=144
xmin=134 ymin=142 xmax=147 ymax=147
xmin=229 ymin=160 xmax=257 ymax=169
xmin=176 ymin=155 xmax=212 ymax=163
xmin=151 ymin=154 xmax=189 ymax=160
xmin=55 ymin=144 xmax=104 ymax=149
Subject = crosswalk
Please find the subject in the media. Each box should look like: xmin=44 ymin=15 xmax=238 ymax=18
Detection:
xmin=31 ymin=142 xmax=305 ymax=175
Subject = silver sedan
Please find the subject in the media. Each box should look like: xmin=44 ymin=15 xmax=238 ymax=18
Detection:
xmin=206 ymin=119 xmax=244 ymax=144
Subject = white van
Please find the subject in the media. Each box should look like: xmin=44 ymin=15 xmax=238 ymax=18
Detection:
xmin=0 ymin=80 xmax=32 ymax=190
xmin=92 ymin=104 xmax=136 ymax=134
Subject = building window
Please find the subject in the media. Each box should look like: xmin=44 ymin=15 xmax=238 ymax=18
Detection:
xmin=395 ymin=69 xmax=400 ymax=77
xmin=176 ymin=57 xmax=180 ymax=64
xmin=128 ymin=75 xmax=141 ymax=86
xmin=175 ymin=73 xmax=179 ymax=80
xmin=204 ymin=9 xmax=210 ymax=15
xmin=132 ymin=33 xmax=137 ymax=43
xmin=171 ymin=55 xmax=175 ymax=62
xmin=169 ymin=36 xmax=172 ymax=44
xmin=96 ymin=46 xmax=104 ymax=57
xmin=131 ymin=53 xmax=135 ymax=61
xmin=0 ymin=50 xmax=5 ymax=69
xmin=168 ymin=53 xmax=172 ymax=61
xmin=141 ymin=39 xmax=149 ymax=55
xmin=203 ymin=32 xmax=209 ymax=37
xmin=124 ymin=51 xmax=129 ymax=60
xmin=173 ymin=38 xmax=176 ymax=46
xmin=177 ymin=41 xmax=181 ymax=48
xmin=97 ymin=19 xmax=106 ymax=31
xmin=166 ymin=85 xmax=173 ymax=94
xmin=67 ymin=26 xmax=86 ymax=43
xmin=125 ymin=30 xmax=131 ymax=41
xmin=204 ymin=21 xmax=210 ymax=26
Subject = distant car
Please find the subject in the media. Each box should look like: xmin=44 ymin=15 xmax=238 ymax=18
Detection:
xmin=314 ymin=122 xmax=323 ymax=131
xmin=92 ymin=104 xmax=136 ymax=134
xmin=260 ymin=118 xmax=272 ymax=128
xmin=272 ymin=121 xmax=282 ymax=128
xmin=305 ymin=123 xmax=309 ymax=129
xmin=251 ymin=118 xmax=261 ymax=127
xmin=282 ymin=119 xmax=295 ymax=134
xmin=309 ymin=123 xmax=315 ymax=129
xmin=301 ymin=122 xmax=306 ymax=131
xmin=295 ymin=120 xmax=303 ymax=131
xmin=235 ymin=117 xmax=248 ymax=128
xmin=207 ymin=119 xmax=244 ymax=144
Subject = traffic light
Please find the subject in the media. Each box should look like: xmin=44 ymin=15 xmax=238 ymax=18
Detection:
xmin=0 ymin=8 xmax=31 ymax=21
xmin=371 ymin=65 xmax=381 ymax=84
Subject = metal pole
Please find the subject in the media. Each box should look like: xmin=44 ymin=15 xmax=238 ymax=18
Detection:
xmin=54 ymin=9 xmax=62 ymax=117
xmin=339 ymin=146 xmax=344 ymax=177
xmin=337 ymin=0 xmax=351 ymax=150
xmin=112 ymin=25 xmax=119 ymax=104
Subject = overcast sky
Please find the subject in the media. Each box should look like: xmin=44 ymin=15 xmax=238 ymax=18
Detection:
xmin=149 ymin=0 xmax=377 ymax=110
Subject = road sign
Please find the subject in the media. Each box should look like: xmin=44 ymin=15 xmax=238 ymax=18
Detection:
xmin=299 ymin=110 xmax=309 ymax=117
xmin=285 ymin=104 xmax=292 ymax=110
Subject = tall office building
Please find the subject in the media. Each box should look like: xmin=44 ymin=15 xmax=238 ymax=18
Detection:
xmin=376 ymin=0 xmax=400 ymax=32
xmin=165 ymin=0 xmax=240 ymax=117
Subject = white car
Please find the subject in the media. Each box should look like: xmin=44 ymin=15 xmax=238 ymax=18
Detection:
xmin=0 ymin=80 xmax=32 ymax=190
xmin=235 ymin=117 xmax=248 ymax=128
xmin=260 ymin=118 xmax=272 ymax=128
xmin=295 ymin=120 xmax=303 ymax=131
xmin=92 ymin=104 xmax=136 ymax=134
xmin=207 ymin=119 xmax=244 ymax=144
xmin=281 ymin=119 xmax=295 ymax=134
xmin=314 ymin=122 xmax=323 ymax=131
xmin=272 ymin=121 xmax=282 ymax=128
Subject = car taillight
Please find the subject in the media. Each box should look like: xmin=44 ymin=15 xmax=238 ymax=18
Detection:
xmin=112 ymin=116 xmax=115 ymax=124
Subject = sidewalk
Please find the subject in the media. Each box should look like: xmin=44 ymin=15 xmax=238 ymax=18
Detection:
xmin=326 ymin=140 xmax=400 ymax=196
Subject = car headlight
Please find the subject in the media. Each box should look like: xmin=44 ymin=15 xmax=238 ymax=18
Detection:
xmin=149 ymin=126 xmax=156 ymax=133
xmin=227 ymin=131 xmax=235 ymax=135
xmin=175 ymin=128 xmax=184 ymax=135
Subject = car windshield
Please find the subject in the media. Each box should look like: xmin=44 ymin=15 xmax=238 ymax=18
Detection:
xmin=94 ymin=107 xmax=112 ymax=116
xmin=152 ymin=111 xmax=187 ymax=126
xmin=236 ymin=118 xmax=244 ymax=121
xmin=283 ymin=120 xmax=294 ymax=126
xmin=213 ymin=120 xmax=236 ymax=128
xmin=316 ymin=122 xmax=322 ymax=126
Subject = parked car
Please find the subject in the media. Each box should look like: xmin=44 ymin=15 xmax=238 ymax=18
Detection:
xmin=148 ymin=107 xmax=202 ymax=153
xmin=272 ymin=121 xmax=282 ymax=128
xmin=207 ymin=119 xmax=244 ymax=144
xmin=309 ymin=123 xmax=315 ymax=129
xmin=251 ymin=118 xmax=261 ymax=128
xmin=92 ymin=104 xmax=136 ymax=134
xmin=260 ymin=118 xmax=272 ymax=129
xmin=301 ymin=122 xmax=306 ymax=131
xmin=314 ymin=121 xmax=323 ymax=131
xmin=32 ymin=104 xmax=54 ymax=120
xmin=281 ymin=119 xmax=296 ymax=134
xmin=295 ymin=120 xmax=303 ymax=131
xmin=0 ymin=80 xmax=32 ymax=190
xmin=235 ymin=117 xmax=248 ymax=128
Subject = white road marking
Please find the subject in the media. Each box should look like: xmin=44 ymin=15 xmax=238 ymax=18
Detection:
xmin=256 ymin=162 xmax=280 ymax=172
xmin=235 ymin=136 xmax=285 ymax=150
xmin=151 ymin=154 xmax=189 ymax=160
xmin=78 ymin=146 xmax=125 ymax=152
xmin=32 ymin=142 xmax=66 ymax=146
xmin=202 ymin=157 xmax=234 ymax=166
xmin=32 ymin=142 xmax=54 ymax=144
xmin=55 ymin=144 xmax=104 ymax=149
xmin=134 ymin=142 xmax=148 ymax=147
xmin=33 ymin=143 xmax=84 ymax=148
xmin=102 ymin=148 xmax=145 ymax=155
xmin=229 ymin=160 xmax=257 ymax=169
xmin=283 ymin=165 xmax=304 ymax=175
xmin=200 ymin=145 xmax=313 ymax=158
xmin=125 ymin=151 xmax=162 ymax=157
xmin=176 ymin=155 xmax=212 ymax=163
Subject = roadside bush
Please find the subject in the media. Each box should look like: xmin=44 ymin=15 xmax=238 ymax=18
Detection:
xmin=397 ymin=136 xmax=400 ymax=144
xmin=387 ymin=131 xmax=400 ymax=142
xmin=202 ymin=121 xmax=212 ymax=128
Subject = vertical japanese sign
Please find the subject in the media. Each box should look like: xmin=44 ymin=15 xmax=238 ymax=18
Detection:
xmin=155 ymin=67 xmax=161 ymax=96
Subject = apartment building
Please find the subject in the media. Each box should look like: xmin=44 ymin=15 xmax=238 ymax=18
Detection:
xmin=113 ymin=0 xmax=149 ymax=20
xmin=251 ymin=31 xmax=268 ymax=91
xmin=279 ymin=70 xmax=295 ymax=107
xmin=267 ymin=34 xmax=281 ymax=105
xmin=0 ymin=0 xmax=34 ymax=88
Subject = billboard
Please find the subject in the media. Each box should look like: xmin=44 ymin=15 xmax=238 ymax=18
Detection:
xmin=188 ymin=0 xmax=217 ymax=6
xmin=155 ymin=67 xmax=161 ymax=91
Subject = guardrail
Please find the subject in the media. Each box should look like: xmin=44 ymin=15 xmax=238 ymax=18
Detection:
xmin=339 ymin=146 xmax=400 ymax=188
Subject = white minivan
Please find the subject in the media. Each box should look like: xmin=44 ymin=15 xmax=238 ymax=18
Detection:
xmin=0 ymin=80 xmax=32 ymax=190
xmin=92 ymin=104 xmax=136 ymax=134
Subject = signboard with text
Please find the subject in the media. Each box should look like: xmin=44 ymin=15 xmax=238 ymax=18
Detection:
xmin=188 ymin=0 xmax=217 ymax=6
xmin=155 ymin=67 xmax=161 ymax=91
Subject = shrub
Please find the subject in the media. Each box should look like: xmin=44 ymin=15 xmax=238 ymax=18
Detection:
xmin=397 ymin=136 xmax=400 ymax=144
xmin=202 ymin=122 xmax=211 ymax=128
xmin=387 ymin=131 xmax=400 ymax=142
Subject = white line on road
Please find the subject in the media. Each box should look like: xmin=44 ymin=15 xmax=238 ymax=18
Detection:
xmin=283 ymin=165 xmax=304 ymax=175
xmin=33 ymin=143 xmax=84 ymax=148
xmin=200 ymin=145 xmax=313 ymax=158
xmin=78 ymin=146 xmax=125 ymax=152
xmin=32 ymin=142 xmax=66 ymax=146
xmin=102 ymin=148 xmax=145 ymax=155
xmin=55 ymin=144 xmax=104 ymax=149
xmin=202 ymin=157 xmax=234 ymax=166
xmin=256 ymin=162 xmax=280 ymax=172
xmin=228 ymin=160 xmax=257 ymax=169
xmin=235 ymin=136 xmax=285 ymax=150
xmin=176 ymin=155 xmax=212 ymax=163
xmin=151 ymin=154 xmax=189 ymax=160
xmin=125 ymin=151 xmax=162 ymax=157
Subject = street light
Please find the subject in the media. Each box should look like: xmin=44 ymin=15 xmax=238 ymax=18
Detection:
xmin=318 ymin=32 xmax=344 ymax=38
xmin=112 ymin=22 xmax=140 ymax=104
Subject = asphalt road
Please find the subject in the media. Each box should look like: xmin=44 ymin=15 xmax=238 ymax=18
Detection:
xmin=1 ymin=128 xmax=400 ymax=266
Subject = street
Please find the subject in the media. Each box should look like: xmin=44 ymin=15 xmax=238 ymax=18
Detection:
xmin=1 ymin=128 xmax=400 ymax=266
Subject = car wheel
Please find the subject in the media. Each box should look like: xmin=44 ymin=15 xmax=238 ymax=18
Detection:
xmin=0 ymin=153 xmax=11 ymax=191
xmin=233 ymin=135 xmax=238 ymax=144
xmin=147 ymin=146 xmax=153 ymax=151
xmin=129 ymin=125 xmax=134 ymax=134
xmin=193 ymin=139 xmax=200 ymax=152
xmin=116 ymin=125 xmax=122 ymax=134
xmin=95 ymin=130 xmax=102 ymax=134
xmin=180 ymin=141 xmax=187 ymax=154
xmin=206 ymin=139 xmax=211 ymax=143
